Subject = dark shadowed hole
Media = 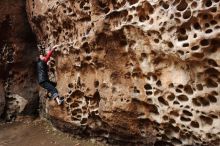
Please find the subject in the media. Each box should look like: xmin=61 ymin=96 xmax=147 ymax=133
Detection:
xmin=203 ymin=14 xmax=209 ymax=19
xmin=84 ymin=6 xmax=90 ymax=11
xmin=68 ymin=83 xmax=74 ymax=88
xmin=154 ymin=39 xmax=159 ymax=43
xmin=141 ymin=53 xmax=147 ymax=58
xmin=71 ymin=117 xmax=80 ymax=121
xmin=192 ymin=53 xmax=204 ymax=58
xmin=205 ymin=68 xmax=220 ymax=77
xmin=205 ymin=0 xmax=212 ymax=7
xmin=183 ymin=10 xmax=191 ymax=19
xmin=180 ymin=116 xmax=191 ymax=121
xmin=211 ymin=7 xmax=217 ymax=12
xmin=207 ymin=59 xmax=218 ymax=66
xmin=176 ymin=88 xmax=182 ymax=93
xmin=162 ymin=115 xmax=169 ymax=120
xmin=94 ymin=80 xmax=99 ymax=87
xmin=147 ymin=98 xmax=153 ymax=103
xmin=80 ymin=118 xmax=87 ymax=124
xmin=176 ymin=0 xmax=188 ymax=11
xmin=127 ymin=15 xmax=133 ymax=22
xmin=167 ymin=93 xmax=175 ymax=101
xmin=206 ymin=133 xmax=212 ymax=139
xmin=183 ymin=43 xmax=189 ymax=47
xmin=85 ymin=56 xmax=92 ymax=61
xmin=179 ymin=28 xmax=186 ymax=34
xmin=70 ymin=102 xmax=80 ymax=108
xmin=183 ymin=110 xmax=193 ymax=116
xmin=128 ymin=0 xmax=138 ymax=5
xmin=146 ymin=91 xmax=153 ymax=95
xmin=144 ymin=84 xmax=152 ymax=90
xmin=184 ymin=84 xmax=193 ymax=94
xmin=185 ymin=105 xmax=190 ymax=109
xmin=191 ymin=45 xmax=199 ymax=51
xmin=196 ymin=84 xmax=203 ymax=90
xmin=211 ymin=91 xmax=218 ymax=96
xmin=71 ymin=110 xmax=78 ymax=116
xmin=193 ymin=22 xmax=201 ymax=30
xmin=178 ymin=35 xmax=188 ymax=41
xmin=66 ymin=98 xmax=72 ymax=103
xmin=169 ymin=83 xmax=174 ymax=88
xmin=210 ymin=20 xmax=217 ymax=25
xmin=171 ymin=137 xmax=182 ymax=144
xmin=170 ymin=14 xmax=174 ymax=19
xmin=205 ymin=29 xmax=213 ymax=34
xmin=213 ymin=0 xmax=220 ymax=2
xmin=215 ymin=25 xmax=220 ymax=29
xmin=177 ymin=50 xmax=184 ymax=56
xmin=174 ymin=18 xmax=181 ymax=24
xmin=205 ymin=23 xmax=210 ymax=28
xmin=194 ymin=33 xmax=197 ymax=38
xmin=191 ymin=1 xmax=197 ymax=8
xmin=168 ymin=42 xmax=174 ymax=48
xmin=139 ymin=15 xmax=145 ymax=22
xmin=198 ymin=96 xmax=210 ymax=106
xmin=162 ymin=2 xmax=169 ymax=9
xmin=190 ymin=121 xmax=199 ymax=128
xmin=173 ymin=101 xmax=180 ymax=105
xmin=80 ymin=2 xmax=85 ymax=8
xmin=200 ymin=39 xmax=209 ymax=46
xmin=158 ymin=96 xmax=169 ymax=106
xmin=170 ymin=110 xmax=179 ymax=117
xmin=156 ymin=80 xmax=162 ymax=87
xmin=207 ymin=94 xmax=217 ymax=103
xmin=200 ymin=115 xmax=213 ymax=125
xmin=206 ymin=78 xmax=218 ymax=88
xmin=209 ymin=114 xmax=218 ymax=119
xmin=177 ymin=95 xmax=188 ymax=101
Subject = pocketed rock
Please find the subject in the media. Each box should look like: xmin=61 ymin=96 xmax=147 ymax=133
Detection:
xmin=27 ymin=0 xmax=220 ymax=145
xmin=0 ymin=0 xmax=39 ymax=120
xmin=0 ymin=81 xmax=5 ymax=116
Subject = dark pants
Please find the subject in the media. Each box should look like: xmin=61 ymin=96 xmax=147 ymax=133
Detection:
xmin=40 ymin=81 xmax=58 ymax=99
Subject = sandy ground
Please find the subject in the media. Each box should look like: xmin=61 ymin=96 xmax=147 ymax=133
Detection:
xmin=0 ymin=117 xmax=107 ymax=146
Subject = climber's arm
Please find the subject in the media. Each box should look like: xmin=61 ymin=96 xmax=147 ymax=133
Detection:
xmin=43 ymin=46 xmax=57 ymax=62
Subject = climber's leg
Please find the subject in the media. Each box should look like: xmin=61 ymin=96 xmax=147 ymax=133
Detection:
xmin=40 ymin=81 xmax=64 ymax=105
xmin=40 ymin=81 xmax=59 ymax=99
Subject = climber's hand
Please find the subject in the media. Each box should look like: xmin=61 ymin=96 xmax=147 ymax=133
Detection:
xmin=52 ymin=44 xmax=60 ymax=50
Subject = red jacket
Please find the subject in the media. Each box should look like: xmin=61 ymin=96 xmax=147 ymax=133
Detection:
xmin=37 ymin=49 xmax=54 ymax=83
xmin=43 ymin=50 xmax=53 ymax=62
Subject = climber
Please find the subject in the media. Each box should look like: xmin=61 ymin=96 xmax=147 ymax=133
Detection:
xmin=37 ymin=45 xmax=64 ymax=105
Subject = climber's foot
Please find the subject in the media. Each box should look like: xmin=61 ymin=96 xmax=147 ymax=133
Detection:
xmin=55 ymin=96 xmax=64 ymax=105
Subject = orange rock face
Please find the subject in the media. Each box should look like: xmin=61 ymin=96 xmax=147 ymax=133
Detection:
xmin=27 ymin=0 xmax=220 ymax=145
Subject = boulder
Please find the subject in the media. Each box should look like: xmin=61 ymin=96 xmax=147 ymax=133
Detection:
xmin=27 ymin=0 xmax=220 ymax=145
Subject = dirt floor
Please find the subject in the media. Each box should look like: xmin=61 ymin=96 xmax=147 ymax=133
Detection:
xmin=0 ymin=117 xmax=107 ymax=146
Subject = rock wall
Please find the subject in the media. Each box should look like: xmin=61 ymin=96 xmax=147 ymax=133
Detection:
xmin=0 ymin=0 xmax=39 ymax=120
xmin=0 ymin=82 xmax=5 ymax=116
xmin=27 ymin=0 xmax=220 ymax=145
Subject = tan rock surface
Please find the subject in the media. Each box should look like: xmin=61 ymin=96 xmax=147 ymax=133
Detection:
xmin=27 ymin=0 xmax=220 ymax=145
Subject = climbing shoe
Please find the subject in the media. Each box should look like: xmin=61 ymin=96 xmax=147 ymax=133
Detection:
xmin=55 ymin=96 xmax=64 ymax=105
